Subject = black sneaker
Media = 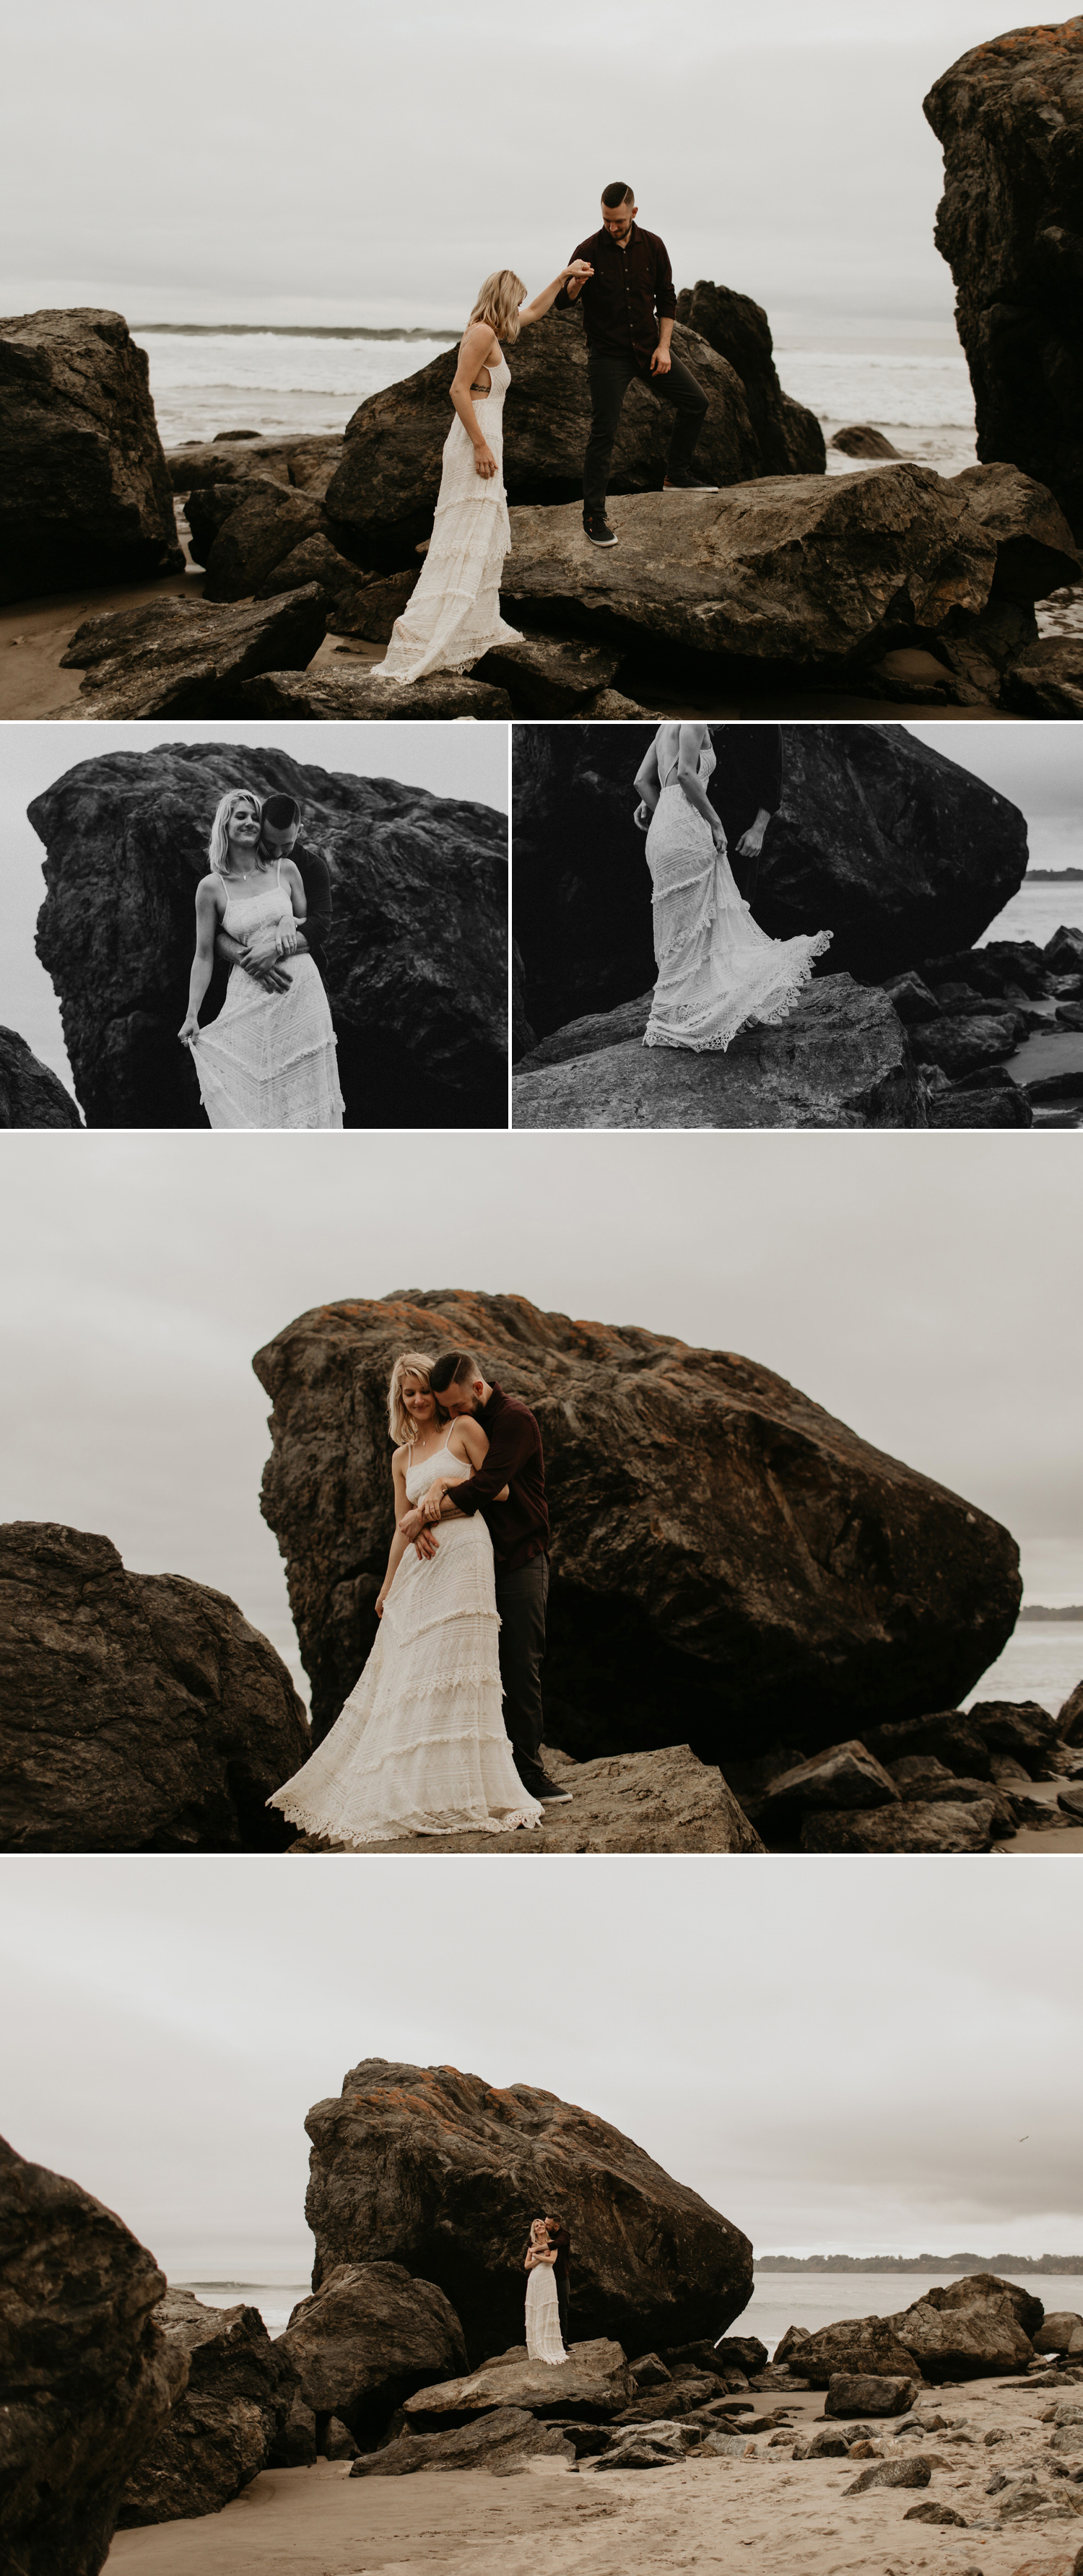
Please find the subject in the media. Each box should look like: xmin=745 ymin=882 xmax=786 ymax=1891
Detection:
xmin=662 ymin=475 xmax=718 ymax=492
xmin=517 ymin=1758 xmax=573 ymax=1804
xmin=583 ymin=513 xmax=618 ymax=546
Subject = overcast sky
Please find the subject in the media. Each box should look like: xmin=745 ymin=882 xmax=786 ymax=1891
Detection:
xmin=2 ymin=2 xmax=1009 ymax=330
xmin=1 ymin=1130 xmax=1080 ymax=1701
xmin=1 ymin=1855 xmax=1080 ymax=2276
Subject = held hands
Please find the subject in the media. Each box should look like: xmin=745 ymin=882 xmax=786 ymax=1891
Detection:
xmin=474 ymin=442 xmax=498 ymax=480
xmin=562 ymin=260 xmax=593 ymax=287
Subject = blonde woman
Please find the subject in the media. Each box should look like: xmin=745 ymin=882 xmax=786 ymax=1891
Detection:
xmin=178 ymin=788 xmax=343 ymax=1130
xmin=524 ymin=2219 xmax=567 ymax=2365
xmin=375 ymin=258 xmax=593 ymax=684
xmin=268 ymin=1354 xmax=543 ymax=1844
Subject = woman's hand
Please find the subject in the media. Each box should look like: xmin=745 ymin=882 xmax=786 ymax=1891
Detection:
xmin=711 ymin=818 xmax=728 ymax=852
xmin=421 ymin=1478 xmax=449 ymax=1524
xmin=178 ymin=1013 xmax=200 ymax=1047
xmin=633 ymin=800 xmax=651 ymax=833
xmin=562 ymin=260 xmax=593 ymax=287
xmin=474 ymin=442 xmax=498 ymax=480
xmin=375 ymin=1587 xmax=388 ymax=1620
xmin=276 ymin=920 xmax=300 ymax=956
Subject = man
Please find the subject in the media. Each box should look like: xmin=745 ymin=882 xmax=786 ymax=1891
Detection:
xmin=554 ymin=183 xmax=716 ymax=549
xmin=521 ymin=2213 xmax=572 ymax=2346
xmin=713 ymin=724 xmax=783 ymax=907
xmin=397 ymin=1348 xmax=571 ymax=1809
xmin=212 ymin=791 xmax=334 ymax=994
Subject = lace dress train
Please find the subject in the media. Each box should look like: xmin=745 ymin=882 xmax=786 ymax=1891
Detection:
xmin=267 ymin=1449 xmax=542 ymax=1845
xmin=375 ymin=351 xmax=523 ymax=682
xmin=644 ymin=741 xmax=832 ymax=1052
xmin=190 ymin=878 xmax=343 ymax=1130
xmin=526 ymin=2264 xmax=567 ymax=2366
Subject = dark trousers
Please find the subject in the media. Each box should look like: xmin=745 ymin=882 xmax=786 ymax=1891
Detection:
xmin=584 ymin=350 xmax=709 ymax=518
xmin=493 ymin=1552 xmax=548 ymax=1770
xmin=557 ymin=2280 xmax=570 ymax=2345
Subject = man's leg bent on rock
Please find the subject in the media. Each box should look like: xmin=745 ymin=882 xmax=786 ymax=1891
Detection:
xmin=646 ymin=352 xmax=710 ymax=483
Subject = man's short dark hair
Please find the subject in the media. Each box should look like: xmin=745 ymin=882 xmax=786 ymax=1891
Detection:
xmin=261 ymin=793 xmax=302 ymax=831
xmin=601 ymin=182 xmax=634 ymax=208
xmin=428 ymin=1348 xmax=482 ymax=1394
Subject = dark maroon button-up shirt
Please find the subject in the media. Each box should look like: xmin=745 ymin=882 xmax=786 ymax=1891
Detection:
xmin=448 ymin=1382 xmax=549 ymax=1572
xmin=554 ymin=223 xmax=677 ymax=364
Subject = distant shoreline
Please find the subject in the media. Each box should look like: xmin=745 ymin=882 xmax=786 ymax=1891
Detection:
xmin=756 ymin=2253 xmax=1083 ymax=2273
xmin=1019 ymin=1604 xmax=1083 ymax=1620
xmin=1024 ymin=870 xmax=1083 ymax=883
xmin=132 ymin=322 xmax=460 ymax=342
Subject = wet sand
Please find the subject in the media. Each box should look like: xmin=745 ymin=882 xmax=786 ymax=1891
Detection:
xmin=105 ymin=2374 xmax=1083 ymax=2575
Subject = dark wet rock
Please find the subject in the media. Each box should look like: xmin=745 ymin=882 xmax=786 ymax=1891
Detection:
xmin=256 ymin=533 xmax=372 ymax=609
xmin=326 ymin=568 xmax=419 ymax=639
xmin=924 ymin=22 xmax=1083 ymax=539
xmin=513 ymin=726 xmax=1028 ymax=1043
xmin=323 ymin=2416 xmax=359 ymax=2460
xmin=57 ymin=585 xmax=328 ymax=721
xmin=277 ymin=2262 xmax=466 ymax=2444
xmin=886 ymin=1758 xmax=1015 ymax=1833
xmin=682 ymin=2336 xmax=768 ymax=2378
xmin=405 ymin=2340 xmax=636 ymax=2425
xmin=303 ymin=2060 xmax=752 ymax=2367
xmin=513 ymin=977 xmax=924 ymax=1132
xmin=1045 ymin=926 xmax=1083 ymax=977
xmin=183 ymin=474 xmax=298 ymax=572
xmin=516 ymin=992 xmax=653 ymax=1071
xmin=882 ymin=971 xmax=941 ymax=1026
xmin=253 ymin=1286 xmax=1022 ymax=1768
xmin=614 ymin=2376 xmax=720 ymax=2425
xmin=165 ymin=433 xmax=344 ymax=498
xmin=267 ymin=2391 xmax=318 ymax=2466
xmin=630 ymin=2353 xmax=671 ymax=2389
xmin=895 ymin=2274 xmax=1042 ymax=2380
xmin=1001 ymin=640 xmax=1083 ymax=718
xmin=473 ymin=634 xmax=625 ymax=715
xmin=0 ymin=1026 xmax=81 ymax=1127
xmin=352 ymin=2406 xmax=575 ymax=2475
xmin=673 ymin=281 xmax=825 ymax=473
xmin=591 ymin=2423 xmax=700 ymax=2469
xmin=774 ymin=2327 xmax=811 ymax=2367
xmin=198 ymin=486 xmax=324 ymax=601
xmin=800 ymin=1798 xmax=999 ymax=1854
xmin=0 ymin=307 xmax=183 ymax=604
xmin=0 ymin=1521 xmax=310 ymax=1852
xmin=793 ymin=2424 xmax=852 ymax=2458
xmin=846 ymin=2455 xmax=933 ymax=2492
xmin=827 ymin=2374 xmax=920 ymax=2418
xmin=0 ymin=2132 xmax=186 ymax=2576
xmin=969 ymin=1699 xmax=1070 ymax=1775
xmin=30 ymin=737 xmax=508 ymax=1130
xmin=502 ymin=468 xmax=996 ymax=678
xmin=1057 ymin=1783 xmax=1083 ymax=1821
xmin=116 ymin=2290 xmax=297 ymax=2526
xmin=238 ymin=664 xmax=513 ymax=721
xmin=1060 ymin=1680 xmax=1083 ymax=1747
xmin=864 ymin=1708 xmax=996 ymax=1778
xmin=749 ymin=1739 xmax=900 ymax=1830
xmin=831 ymin=426 xmax=907 ymax=459
xmin=791 ymin=2316 xmax=928 ymax=2389
xmin=945 ymin=463 xmax=1080 ymax=601
xmin=324 ymin=311 xmax=767 ymax=564
xmin=1036 ymin=2317 xmax=1083 ymax=2356
xmin=926 ymin=1073 xmax=1034 ymax=1130
xmin=910 ymin=1010 xmax=1025 ymax=1077
xmin=905 ymin=2499 xmax=969 ymax=2524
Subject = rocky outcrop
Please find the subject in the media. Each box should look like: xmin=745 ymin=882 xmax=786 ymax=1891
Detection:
xmin=746 ymin=1740 xmax=900 ymax=1831
xmin=674 ymin=281 xmax=825 ymax=473
xmin=0 ymin=2133 xmax=186 ymax=2576
xmin=1035 ymin=2313 xmax=1083 ymax=2354
xmin=238 ymin=665 xmax=513 ymax=722
xmin=116 ymin=2290 xmax=297 ymax=2525
xmin=277 ymin=2262 xmax=467 ymax=2443
xmin=296 ymin=1743 xmax=766 ymax=1856
xmin=511 ymin=726 xmax=1029 ymax=1042
xmin=56 ymin=586 xmax=328 ymax=721
xmin=303 ymin=2059 xmax=754 ymax=2365
xmin=826 ymin=2375 xmax=921 ymax=2417
xmin=474 ymin=634 xmax=627 ymax=715
xmin=30 ymin=738 xmax=508 ymax=1128
xmin=323 ymin=313 xmax=767 ymax=565
xmin=0 ymin=308 xmax=183 ymax=604
xmin=512 ymin=977 xmax=925 ymax=1131
xmin=0 ymin=1521 xmax=310 ymax=1851
xmin=165 ymin=433 xmax=344 ymax=498
xmin=786 ymin=2316 xmax=930 ymax=2388
xmin=1001 ymin=639 xmax=1083 ymax=718
xmin=799 ymin=1798 xmax=1001 ymax=1854
xmin=253 ymin=1288 xmax=1022 ymax=1773
xmin=189 ymin=481 xmax=326 ymax=601
xmin=0 ymin=1027 xmax=81 ymax=1127
xmin=795 ymin=2276 xmax=1042 ymax=2389
xmin=352 ymin=2405 xmax=575 ymax=2475
xmin=944 ymin=463 xmax=1080 ymax=601
xmin=924 ymin=22 xmax=1083 ymax=538
xmin=403 ymin=2339 xmax=636 ymax=2424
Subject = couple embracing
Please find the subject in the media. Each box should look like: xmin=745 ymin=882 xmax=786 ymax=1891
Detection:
xmin=270 ymin=1349 xmax=571 ymax=1845
xmin=375 ymin=182 xmax=714 ymax=684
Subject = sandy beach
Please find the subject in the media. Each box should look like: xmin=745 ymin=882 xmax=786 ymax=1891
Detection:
xmin=105 ymin=2375 xmax=1083 ymax=2576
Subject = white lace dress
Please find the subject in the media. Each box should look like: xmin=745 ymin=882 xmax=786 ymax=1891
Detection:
xmin=643 ymin=738 xmax=832 ymax=1052
xmin=267 ymin=1449 xmax=543 ymax=1845
xmin=526 ymin=2262 xmax=567 ymax=2366
xmin=375 ymin=349 xmax=523 ymax=683
xmin=191 ymin=873 xmax=344 ymax=1130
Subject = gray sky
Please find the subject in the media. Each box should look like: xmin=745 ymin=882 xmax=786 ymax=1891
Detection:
xmin=1 ymin=1130 xmax=1080 ymax=1700
xmin=1 ymin=1855 xmax=1080 ymax=2276
xmin=1 ymin=2 xmax=1009 ymax=330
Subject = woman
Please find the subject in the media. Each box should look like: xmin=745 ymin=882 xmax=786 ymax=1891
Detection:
xmin=268 ymin=1354 xmax=543 ymax=1845
xmin=375 ymin=259 xmax=593 ymax=685
xmin=524 ymin=2219 xmax=567 ymax=2366
xmin=634 ymin=724 xmax=832 ymax=1052
xmin=178 ymin=788 xmax=344 ymax=1130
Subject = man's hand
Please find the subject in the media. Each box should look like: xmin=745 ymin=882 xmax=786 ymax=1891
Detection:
xmin=240 ymin=953 xmax=292 ymax=992
xmin=650 ymin=346 xmax=671 ymax=375
xmin=413 ymin=1529 xmax=439 ymax=1560
xmin=736 ymin=826 xmax=765 ymax=860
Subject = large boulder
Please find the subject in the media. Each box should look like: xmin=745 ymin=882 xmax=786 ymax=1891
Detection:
xmin=351 ymin=2405 xmax=575 ymax=2475
xmin=511 ymin=725 xmax=1029 ymax=1042
xmin=319 ymin=1743 xmax=766 ymax=1856
xmin=501 ymin=469 xmax=998 ymax=679
xmin=186 ymin=479 xmax=323 ymax=597
xmin=674 ymin=281 xmax=825 ymax=473
xmin=0 ymin=1027 xmax=81 ymax=1128
xmin=56 ymin=585 xmax=328 ymax=721
xmin=793 ymin=2274 xmax=1041 ymax=2389
xmin=944 ymin=463 xmax=1080 ymax=601
xmin=165 ymin=433 xmax=344 ymax=497
xmin=402 ymin=2339 xmax=635 ymax=2423
xmin=512 ymin=977 xmax=925 ymax=1131
xmin=238 ymin=665 xmax=513 ymax=721
xmin=0 ymin=308 xmax=182 ymax=604
xmin=277 ymin=2262 xmax=467 ymax=2443
xmin=29 ymin=738 xmax=508 ymax=1128
xmin=0 ymin=1521 xmax=310 ymax=1852
xmin=924 ymin=22 xmax=1083 ymax=539
xmin=785 ymin=2315 xmax=930 ymax=2388
xmin=303 ymin=2059 xmax=753 ymax=2366
xmin=253 ymin=1289 xmax=1022 ymax=1766
xmin=116 ymin=2291 xmax=297 ymax=2526
xmin=323 ymin=311 xmax=767 ymax=565
xmin=0 ymin=2134 xmax=186 ymax=2576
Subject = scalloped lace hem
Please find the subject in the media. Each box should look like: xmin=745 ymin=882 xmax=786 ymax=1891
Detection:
xmin=645 ymin=932 xmax=833 ymax=1053
xmin=270 ymin=1793 xmax=542 ymax=1844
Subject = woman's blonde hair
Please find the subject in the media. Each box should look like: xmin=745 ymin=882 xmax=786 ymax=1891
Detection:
xmin=387 ymin=1350 xmax=439 ymax=1448
xmin=207 ymin=788 xmax=262 ymax=876
xmin=469 ymin=269 xmax=528 ymax=344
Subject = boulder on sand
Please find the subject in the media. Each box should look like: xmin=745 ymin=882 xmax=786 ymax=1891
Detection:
xmin=825 ymin=2374 xmax=921 ymax=2417
xmin=790 ymin=2315 xmax=930 ymax=2389
xmin=352 ymin=2406 xmax=575 ymax=2476
xmin=57 ymin=585 xmax=328 ymax=722
xmin=165 ymin=433 xmax=344 ymax=498
xmin=0 ymin=1026 xmax=81 ymax=1128
xmin=30 ymin=738 xmax=508 ymax=1129
xmin=0 ymin=2132 xmax=186 ymax=2576
xmin=832 ymin=427 xmax=907 ymax=460
xmin=188 ymin=481 xmax=324 ymax=601
xmin=0 ymin=1521 xmax=311 ymax=1852
xmin=924 ymin=22 xmax=1083 ymax=539
xmin=253 ymin=1286 xmax=1022 ymax=1775
xmin=673 ymin=280 xmax=825 ymax=473
xmin=796 ymin=2274 xmax=1040 ymax=2389
xmin=303 ymin=2058 xmax=753 ymax=2365
xmin=1001 ymin=640 xmax=1083 ymax=721
xmin=748 ymin=1739 xmax=900 ymax=1830
xmin=944 ymin=464 xmax=1080 ymax=603
xmin=0 ymin=307 xmax=183 ymax=604
xmin=238 ymin=665 xmax=513 ymax=722
xmin=799 ymin=1799 xmax=1000 ymax=1854
xmin=403 ymin=2339 xmax=635 ymax=2424
xmin=1032 ymin=2312 xmax=1083 ymax=2357
xmin=277 ymin=2262 xmax=467 ymax=2444
xmin=116 ymin=2291 xmax=298 ymax=2527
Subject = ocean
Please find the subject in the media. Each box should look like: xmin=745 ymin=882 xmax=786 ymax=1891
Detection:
xmin=961 ymin=1622 xmax=1082 ymax=1721
xmin=182 ymin=2269 xmax=1082 ymax=2357
xmin=978 ymin=878 xmax=1083 ymax=950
